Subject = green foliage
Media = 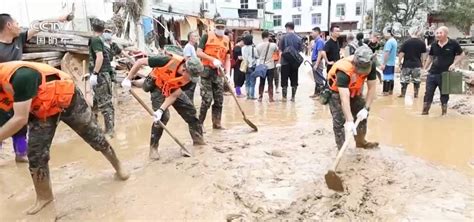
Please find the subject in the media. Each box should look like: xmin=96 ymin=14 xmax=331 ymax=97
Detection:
xmin=376 ymin=0 xmax=428 ymax=31
xmin=439 ymin=0 xmax=474 ymax=35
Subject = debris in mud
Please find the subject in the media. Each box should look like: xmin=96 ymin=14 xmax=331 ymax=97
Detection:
xmin=213 ymin=146 xmax=233 ymax=153
xmin=301 ymin=143 xmax=307 ymax=148
xmin=226 ymin=213 xmax=244 ymax=222
xmin=264 ymin=150 xmax=285 ymax=157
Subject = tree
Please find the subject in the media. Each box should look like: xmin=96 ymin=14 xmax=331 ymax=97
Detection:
xmin=376 ymin=0 xmax=429 ymax=32
xmin=439 ymin=0 xmax=474 ymax=35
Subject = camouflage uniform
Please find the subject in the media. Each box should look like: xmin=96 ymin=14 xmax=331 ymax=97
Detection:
xmin=149 ymin=87 xmax=204 ymax=149
xmin=400 ymin=67 xmax=421 ymax=97
xmin=89 ymin=36 xmax=115 ymax=135
xmin=328 ymin=93 xmax=368 ymax=149
xmin=28 ymin=87 xmax=116 ymax=177
xmin=199 ymin=67 xmax=224 ymax=126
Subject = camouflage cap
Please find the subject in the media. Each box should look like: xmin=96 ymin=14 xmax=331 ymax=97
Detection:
xmin=214 ymin=18 xmax=226 ymax=27
xmin=354 ymin=46 xmax=374 ymax=73
xmin=185 ymin=57 xmax=204 ymax=82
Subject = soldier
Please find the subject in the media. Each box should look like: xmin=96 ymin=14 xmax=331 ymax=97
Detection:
xmin=88 ymin=18 xmax=115 ymax=137
xmin=0 ymin=61 xmax=129 ymax=215
xmin=196 ymin=18 xmax=231 ymax=129
xmin=121 ymin=54 xmax=206 ymax=160
xmin=327 ymin=46 xmax=379 ymax=150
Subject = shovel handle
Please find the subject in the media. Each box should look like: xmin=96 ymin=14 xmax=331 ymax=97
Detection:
xmin=218 ymin=67 xmax=246 ymax=117
xmin=129 ymin=89 xmax=192 ymax=156
xmin=331 ymin=117 xmax=362 ymax=170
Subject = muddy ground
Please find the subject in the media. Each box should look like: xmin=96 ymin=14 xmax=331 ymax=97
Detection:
xmin=0 ymin=72 xmax=473 ymax=221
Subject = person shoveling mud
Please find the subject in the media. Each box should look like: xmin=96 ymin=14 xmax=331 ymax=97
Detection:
xmin=0 ymin=61 xmax=129 ymax=215
xmin=121 ymin=54 xmax=206 ymax=160
xmin=325 ymin=46 xmax=379 ymax=191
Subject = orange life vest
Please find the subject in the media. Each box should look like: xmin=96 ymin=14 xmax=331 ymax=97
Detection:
xmin=149 ymin=54 xmax=188 ymax=97
xmin=0 ymin=61 xmax=75 ymax=119
xmin=327 ymin=56 xmax=370 ymax=97
xmin=202 ymin=31 xmax=230 ymax=68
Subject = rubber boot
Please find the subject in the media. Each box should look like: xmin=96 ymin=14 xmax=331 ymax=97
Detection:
xmin=441 ymin=104 xmax=448 ymax=116
xmin=191 ymin=123 xmax=206 ymax=145
xmin=398 ymin=83 xmax=407 ymax=98
xmin=26 ymin=168 xmax=54 ymax=215
xmin=414 ymin=83 xmax=420 ymax=98
xmin=212 ymin=109 xmax=224 ymax=129
xmin=13 ymin=134 xmax=28 ymax=162
xmin=282 ymin=87 xmax=288 ymax=102
xmin=309 ymin=86 xmax=318 ymax=98
xmin=268 ymin=86 xmax=275 ymax=102
xmin=290 ymin=87 xmax=297 ymax=102
xmin=421 ymin=102 xmax=431 ymax=115
xmin=235 ymin=87 xmax=242 ymax=96
xmin=354 ymin=132 xmax=379 ymax=149
xmin=100 ymin=147 xmax=129 ymax=180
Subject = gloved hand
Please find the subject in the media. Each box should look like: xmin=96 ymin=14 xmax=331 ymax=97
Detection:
xmin=153 ymin=108 xmax=164 ymax=123
xmin=344 ymin=121 xmax=357 ymax=136
xmin=89 ymin=74 xmax=98 ymax=87
xmin=356 ymin=108 xmax=369 ymax=121
xmin=212 ymin=59 xmax=222 ymax=68
xmin=121 ymin=78 xmax=132 ymax=89
xmin=276 ymin=63 xmax=281 ymax=68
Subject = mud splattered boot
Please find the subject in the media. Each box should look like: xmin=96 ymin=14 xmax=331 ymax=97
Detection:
xmin=282 ymin=87 xmax=288 ymax=102
xmin=414 ymin=83 xmax=420 ymax=98
xmin=354 ymin=132 xmax=379 ymax=149
xmin=421 ymin=102 xmax=431 ymax=115
xmin=398 ymin=83 xmax=407 ymax=98
xmin=101 ymin=147 xmax=130 ymax=180
xmin=26 ymin=168 xmax=54 ymax=215
xmin=212 ymin=109 xmax=224 ymax=129
xmin=268 ymin=87 xmax=275 ymax=102
xmin=290 ymin=87 xmax=297 ymax=102
xmin=191 ymin=123 xmax=206 ymax=145
xmin=441 ymin=104 xmax=448 ymax=116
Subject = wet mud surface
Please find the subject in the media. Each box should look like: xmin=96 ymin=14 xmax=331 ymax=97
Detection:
xmin=1 ymin=73 xmax=473 ymax=221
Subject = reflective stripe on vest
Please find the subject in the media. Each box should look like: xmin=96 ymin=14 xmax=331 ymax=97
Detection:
xmin=202 ymin=31 xmax=230 ymax=68
xmin=327 ymin=56 xmax=370 ymax=97
xmin=150 ymin=54 xmax=189 ymax=97
xmin=0 ymin=61 xmax=75 ymax=119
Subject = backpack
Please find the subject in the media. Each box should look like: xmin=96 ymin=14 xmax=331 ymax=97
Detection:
xmin=281 ymin=34 xmax=303 ymax=68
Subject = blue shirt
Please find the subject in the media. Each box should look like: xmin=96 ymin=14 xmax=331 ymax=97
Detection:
xmin=183 ymin=43 xmax=197 ymax=58
xmin=383 ymin=37 xmax=397 ymax=66
xmin=311 ymin=37 xmax=325 ymax=62
xmin=279 ymin=32 xmax=302 ymax=65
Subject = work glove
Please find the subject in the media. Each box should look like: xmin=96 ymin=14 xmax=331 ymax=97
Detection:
xmin=121 ymin=78 xmax=132 ymax=90
xmin=276 ymin=63 xmax=281 ymax=68
xmin=356 ymin=108 xmax=369 ymax=121
xmin=344 ymin=121 xmax=357 ymax=136
xmin=89 ymin=74 xmax=98 ymax=87
xmin=212 ymin=59 xmax=222 ymax=68
xmin=153 ymin=108 xmax=164 ymax=123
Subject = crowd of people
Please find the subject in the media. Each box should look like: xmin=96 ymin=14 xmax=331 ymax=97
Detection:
xmin=0 ymin=11 xmax=466 ymax=216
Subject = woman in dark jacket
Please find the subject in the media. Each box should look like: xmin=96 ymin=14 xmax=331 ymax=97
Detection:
xmin=233 ymin=37 xmax=246 ymax=97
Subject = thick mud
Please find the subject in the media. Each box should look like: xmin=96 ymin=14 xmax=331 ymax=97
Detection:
xmin=0 ymin=72 xmax=473 ymax=221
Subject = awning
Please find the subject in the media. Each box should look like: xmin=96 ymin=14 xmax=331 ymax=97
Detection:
xmin=152 ymin=9 xmax=185 ymax=21
xmin=185 ymin=16 xmax=198 ymax=30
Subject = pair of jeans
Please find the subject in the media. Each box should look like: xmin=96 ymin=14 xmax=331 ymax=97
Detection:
xmin=245 ymin=73 xmax=256 ymax=99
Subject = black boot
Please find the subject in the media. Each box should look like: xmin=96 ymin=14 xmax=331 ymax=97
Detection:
xmin=398 ymin=83 xmax=407 ymax=98
xmin=290 ymin=87 xmax=297 ymax=102
xmin=282 ymin=87 xmax=287 ymax=102
xmin=414 ymin=83 xmax=420 ymax=98
xmin=422 ymin=102 xmax=431 ymax=115
xmin=441 ymin=104 xmax=448 ymax=116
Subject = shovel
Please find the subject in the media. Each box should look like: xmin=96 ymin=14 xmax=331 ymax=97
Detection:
xmin=217 ymin=66 xmax=258 ymax=131
xmin=325 ymin=117 xmax=362 ymax=192
xmin=129 ymin=89 xmax=193 ymax=157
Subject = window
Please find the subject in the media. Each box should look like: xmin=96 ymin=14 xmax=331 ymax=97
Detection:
xmin=273 ymin=0 xmax=282 ymax=9
xmin=293 ymin=0 xmax=301 ymax=8
xmin=240 ymin=0 xmax=248 ymax=9
xmin=313 ymin=0 xmax=322 ymax=6
xmin=312 ymin=13 xmax=321 ymax=25
xmin=210 ymin=0 xmax=214 ymax=4
xmin=292 ymin=14 xmax=301 ymax=26
xmin=273 ymin=15 xmax=282 ymax=27
xmin=356 ymin=2 xmax=362 ymax=16
xmin=257 ymin=0 xmax=265 ymax=9
xmin=336 ymin=4 xmax=345 ymax=17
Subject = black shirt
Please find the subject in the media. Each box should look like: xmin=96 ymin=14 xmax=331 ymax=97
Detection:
xmin=233 ymin=45 xmax=242 ymax=69
xmin=400 ymin=38 xmax=427 ymax=68
xmin=367 ymin=41 xmax=381 ymax=53
xmin=429 ymin=39 xmax=463 ymax=74
xmin=324 ymin=38 xmax=340 ymax=63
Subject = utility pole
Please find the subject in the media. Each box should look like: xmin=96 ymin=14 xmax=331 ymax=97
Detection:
xmin=372 ymin=0 xmax=376 ymax=33
xmin=327 ymin=0 xmax=331 ymax=33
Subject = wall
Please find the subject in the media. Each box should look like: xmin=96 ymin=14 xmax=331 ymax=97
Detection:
xmin=270 ymin=0 xmax=330 ymax=33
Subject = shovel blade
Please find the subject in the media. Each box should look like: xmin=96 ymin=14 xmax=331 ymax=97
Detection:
xmin=325 ymin=170 xmax=344 ymax=192
xmin=244 ymin=117 xmax=258 ymax=132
